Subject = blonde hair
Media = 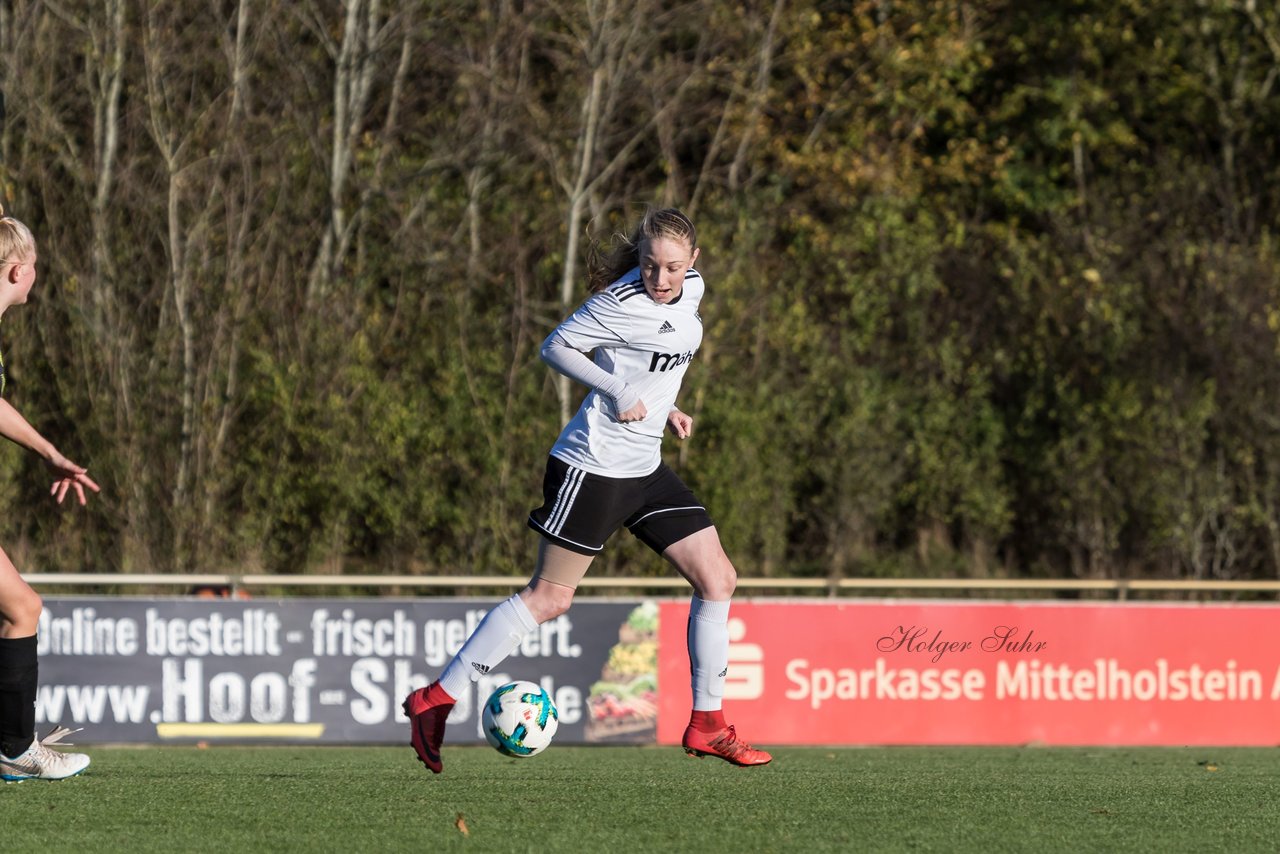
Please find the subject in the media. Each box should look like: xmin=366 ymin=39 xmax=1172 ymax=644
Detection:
xmin=0 ymin=204 xmax=35 ymax=263
xmin=587 ymin=207 xmax=697 ymax=293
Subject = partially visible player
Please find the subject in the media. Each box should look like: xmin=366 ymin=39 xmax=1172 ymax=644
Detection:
xmin=404 ymin=207 xmax=771 ymax=773
xmin=0 ymin=204 xmax=100 ymax=782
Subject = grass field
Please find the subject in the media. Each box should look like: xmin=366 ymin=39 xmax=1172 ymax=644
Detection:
xmin=4 ymin=744 xmax=1280 ymax=852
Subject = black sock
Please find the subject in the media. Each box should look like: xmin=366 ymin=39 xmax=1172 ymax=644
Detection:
xmin=0 ymin=635 xmax=37 ymax=758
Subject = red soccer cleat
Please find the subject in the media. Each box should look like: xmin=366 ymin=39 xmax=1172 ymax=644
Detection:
xmin=403 ymin=682 xmax=455 ymax=774
xmin=682 ymin=723 xmax=773 ymax=766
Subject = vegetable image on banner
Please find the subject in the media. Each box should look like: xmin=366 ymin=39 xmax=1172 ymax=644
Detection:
xmin=585 ymin=601 xmax=659 ymax=742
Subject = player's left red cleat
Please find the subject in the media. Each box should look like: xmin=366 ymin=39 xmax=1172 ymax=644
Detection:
xmin=403 ymin=682 xmax=454 ymax=774
xmin=682 ymin=723 xmax=772 ymax=766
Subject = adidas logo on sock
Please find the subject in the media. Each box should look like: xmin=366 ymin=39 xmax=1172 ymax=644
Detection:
xmin=718 ymin=667 xmax=728 ymax=678
xmin=659 ymin=321 xmax=676 ymax=334
xmin=471 ymin=662 xmax=490 ymax=674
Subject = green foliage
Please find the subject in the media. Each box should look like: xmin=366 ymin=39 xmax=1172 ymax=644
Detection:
xmin=0 ymin=0 xmax=1276 ymax=581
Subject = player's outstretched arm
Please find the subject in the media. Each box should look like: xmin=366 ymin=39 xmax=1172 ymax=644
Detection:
xmin=0 ymin=398 xmax=100 ymax=505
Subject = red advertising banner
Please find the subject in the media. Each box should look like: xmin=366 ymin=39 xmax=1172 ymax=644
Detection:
xmin=657 ymin=600 xmax=1280 ymax=746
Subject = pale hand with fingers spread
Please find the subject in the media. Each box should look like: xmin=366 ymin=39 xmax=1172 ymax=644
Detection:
xmin=667 ymin=409 xmax=693 ymax=439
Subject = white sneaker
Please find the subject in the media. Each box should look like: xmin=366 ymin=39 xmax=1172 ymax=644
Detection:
xmin=0 ymin=726 xmax=91 ymax=782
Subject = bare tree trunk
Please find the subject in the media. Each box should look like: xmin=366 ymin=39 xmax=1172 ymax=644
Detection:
xmin=728 ymin=0 xmax=786 ymax=193
xmin=199 ymin=0 xmax=257 ymax=537
xmin=90 ymin=0 xmax=126 ymax=337
xmin=555 ymin=64 xmax=607 ymax=425
xmin=306 ymin=0 xmax=386 ymax=311
xmin=142 ymin=6 xmax=226 ymax=570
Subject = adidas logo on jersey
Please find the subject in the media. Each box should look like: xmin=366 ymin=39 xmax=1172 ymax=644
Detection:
xmin=658 ymin=321 xmax=676 ymax=334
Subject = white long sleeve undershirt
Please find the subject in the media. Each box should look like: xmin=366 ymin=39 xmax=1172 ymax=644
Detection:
xmin=540 ymin=331 xmax=642 ymax=413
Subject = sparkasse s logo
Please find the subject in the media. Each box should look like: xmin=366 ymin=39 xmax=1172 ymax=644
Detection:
xmin=724 ymin=617 xmax=764 ymax=700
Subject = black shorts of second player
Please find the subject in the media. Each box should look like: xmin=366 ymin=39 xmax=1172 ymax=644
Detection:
xmin=527 ymin=456 xmax=713 ymax=556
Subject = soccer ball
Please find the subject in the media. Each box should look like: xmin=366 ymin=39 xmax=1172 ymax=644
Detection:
xmin=482 ymin=680 xmax=559 ymax=757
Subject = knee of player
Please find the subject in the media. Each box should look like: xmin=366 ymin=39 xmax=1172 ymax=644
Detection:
xmin=2 ymin=586 xmax=42 ymax=630
xmin=523 ymin=582 xmax=575 ymax=623
xmin=701 ymin=561 xmax=737 ymax=601
xmin=538 ymin=592 xmax=574 ymax=623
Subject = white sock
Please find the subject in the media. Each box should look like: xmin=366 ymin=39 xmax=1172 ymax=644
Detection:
xmin=438 ymin=594 xmax=539 ymax=699
xmin=687 ymin=596 xmax=730 ymax=711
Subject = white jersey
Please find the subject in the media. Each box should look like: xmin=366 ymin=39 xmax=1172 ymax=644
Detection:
xmin=548 ymin=267 xmax=704 ymax=477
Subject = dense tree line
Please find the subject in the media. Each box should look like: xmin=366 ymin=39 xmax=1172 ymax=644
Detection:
xmin=0 ymin=0 xmax=1276 ymax=584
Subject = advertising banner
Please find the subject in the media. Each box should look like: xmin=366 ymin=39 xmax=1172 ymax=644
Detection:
xmin=657 ymin=600 xmax=1280 ymax=746
xmin=38 ymin=597 xmax=656 ymax=745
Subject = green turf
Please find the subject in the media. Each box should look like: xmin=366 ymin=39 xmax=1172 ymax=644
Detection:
xmin=3 ymin=745 xmax=1279 ymax=852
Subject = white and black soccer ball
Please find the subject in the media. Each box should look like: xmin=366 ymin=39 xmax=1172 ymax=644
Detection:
xmin=482 ymin=680 xmax=559 ymax=758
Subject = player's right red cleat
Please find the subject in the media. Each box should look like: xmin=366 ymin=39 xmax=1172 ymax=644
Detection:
xmin=682 ymin=723 xmax=773 ymax=766
xmin=403 ymin=682 xmax=455 ymax=774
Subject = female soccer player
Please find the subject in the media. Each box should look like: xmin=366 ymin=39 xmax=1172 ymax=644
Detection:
xmin=0 ymin=205 xmax=100 ymax=781
xmin=403 ymin=207 xmax=771 ymax=772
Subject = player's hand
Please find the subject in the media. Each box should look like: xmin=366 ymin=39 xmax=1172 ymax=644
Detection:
xmin=616 ymin=400 xmax=648 ymax=422
xmin=667 ymin=409 xmax=693 ymax=439
xmin=45 ymin=452 xmax=101 ymax=505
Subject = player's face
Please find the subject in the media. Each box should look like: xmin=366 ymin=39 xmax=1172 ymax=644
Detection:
xmin=638 ymin=236 xmax=699 ymax=304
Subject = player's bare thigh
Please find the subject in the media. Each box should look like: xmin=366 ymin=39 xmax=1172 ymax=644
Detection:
xmin=663 ymin=526 xmax=737 ymax=601
xmin=0 ymin=545 xmax=41 ymax=637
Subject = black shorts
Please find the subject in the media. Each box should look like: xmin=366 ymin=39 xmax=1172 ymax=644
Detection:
xmin=527 ymin=456 xmax=714 ymax=556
